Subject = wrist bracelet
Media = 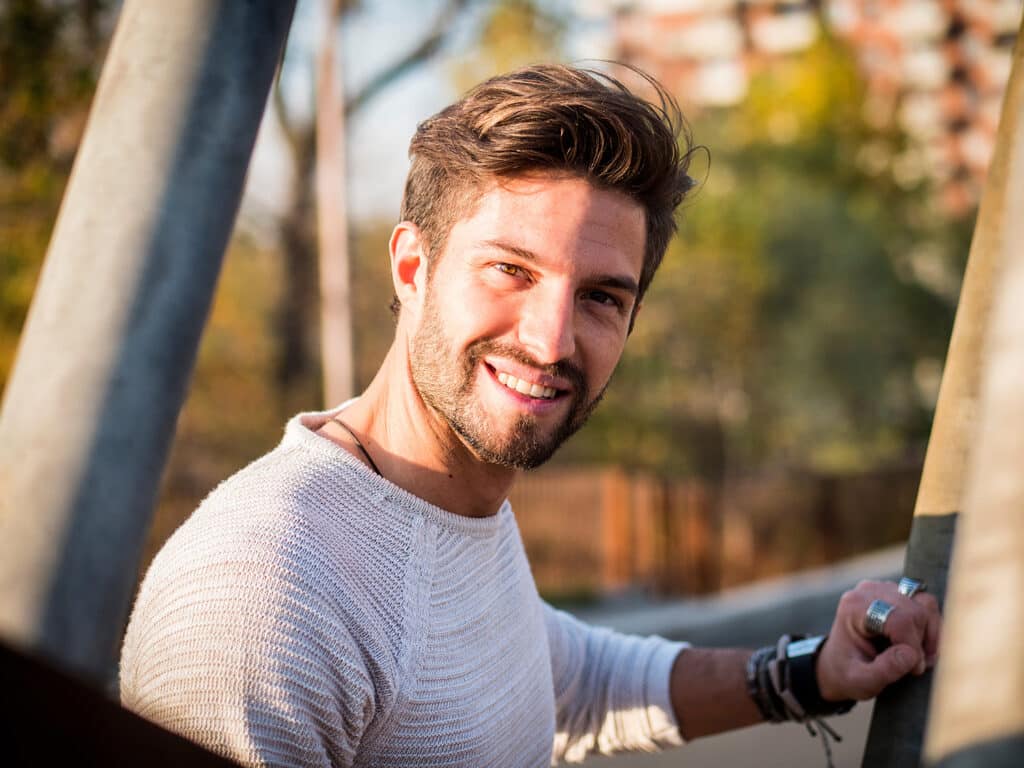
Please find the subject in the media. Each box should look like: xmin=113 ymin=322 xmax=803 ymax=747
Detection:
xmin=771 ymin=634 xmax=856 ymax=721
xmin=746 ymin=635 xmax=856 ymax=724
xmin=746 ymin=645 xmax=784 ymax=722
xmin=747 ymin=635 xmax=855 ymax=768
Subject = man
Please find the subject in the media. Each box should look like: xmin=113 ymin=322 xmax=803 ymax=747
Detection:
xmin=120 ymin=64 xmax=941 ymax=767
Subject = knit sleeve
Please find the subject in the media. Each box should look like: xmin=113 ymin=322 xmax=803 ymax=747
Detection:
xmin=120 ymin=534 xmax=384 ymax=767
xmin=544 ymin=603 xmax=688 ymax=763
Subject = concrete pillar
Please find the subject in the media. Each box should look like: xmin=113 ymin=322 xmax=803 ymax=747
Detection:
xmin=0 ymin=0 xmax=296 ymax=684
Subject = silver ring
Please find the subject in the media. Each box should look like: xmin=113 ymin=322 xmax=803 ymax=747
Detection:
xmin=898 ymin=577 xmax=927 ymax=598
xmin=865 ymin=599 xmax=895 ymax=636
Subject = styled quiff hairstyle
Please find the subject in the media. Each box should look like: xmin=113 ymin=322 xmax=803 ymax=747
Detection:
xmin=399 ymin=63 xmax=697 ymax=305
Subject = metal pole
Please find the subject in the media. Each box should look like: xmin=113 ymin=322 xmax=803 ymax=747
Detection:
xmin=0 ymin=0 xmax=296 ymax=685
xmin=861 ymin=19 xmax=1024 ymax=768
xmin=923 ymin=23 xmax=1024 ymax=767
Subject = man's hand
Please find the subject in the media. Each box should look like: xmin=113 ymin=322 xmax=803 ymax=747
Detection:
xmin=816 ymin=579 xmax=942 ymax=702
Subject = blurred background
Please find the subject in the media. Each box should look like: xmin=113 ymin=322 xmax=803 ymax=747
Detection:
xmin=2 ymin=0 xmax=1019 ymax=606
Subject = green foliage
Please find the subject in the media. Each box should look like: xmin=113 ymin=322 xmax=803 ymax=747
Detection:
xmin=450 ymin=0 xmax=567 ymax=89
xmin=558 ymin=37 xmax=974 ymax=477
xmin=350 ymin=221 xmax=399 ymax=389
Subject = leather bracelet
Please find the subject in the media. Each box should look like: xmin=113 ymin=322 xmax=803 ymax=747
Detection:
xmin=750 ymin=635 xmax=853 ymax=768
xmin=746 ymin=646 xmax=784 ymax=722
xmin=777 ymin=634 xmax=856 ymax=720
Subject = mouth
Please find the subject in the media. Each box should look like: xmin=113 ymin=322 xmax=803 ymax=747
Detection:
xmin=496 ymin=371 xmax=557 ymax=399
xmin=484 ymin=362 xmax=568 ymax=401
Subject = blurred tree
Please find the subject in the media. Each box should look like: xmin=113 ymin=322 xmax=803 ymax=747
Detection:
xmin=317 ymin=0 xmax=354 ymax=407
xmin=559 ymin=36 xmax=974 ymax=479
xmin=349 ymin=220 xmax=399 ymax=390
xmin=0 ymin=0 xmax=113 ymax=394
xmin=272 ymin=0 xmax=477 ymax=414
xmin=450 ymin=0 xmax=566 ymax=90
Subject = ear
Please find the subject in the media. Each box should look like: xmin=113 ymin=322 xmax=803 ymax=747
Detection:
xmin=389 ymin=221 xmax=429 ymax=318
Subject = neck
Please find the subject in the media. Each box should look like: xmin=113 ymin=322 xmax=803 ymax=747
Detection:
xmin=331 ymin=343 xmax=516 ymax=518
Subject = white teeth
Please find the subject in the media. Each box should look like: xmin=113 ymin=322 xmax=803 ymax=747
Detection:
xmin=495 ymin=371 xmax=556 ymax=399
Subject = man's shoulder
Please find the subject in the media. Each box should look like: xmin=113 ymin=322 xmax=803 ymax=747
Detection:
xmin=122 ymin=436 xmax=420 ymax=685
xmin=150 ymin=435 xmax=412 ymax=585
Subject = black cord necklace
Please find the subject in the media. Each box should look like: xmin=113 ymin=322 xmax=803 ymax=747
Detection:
xmin=330 ymin=417 xmax=383 ymax=477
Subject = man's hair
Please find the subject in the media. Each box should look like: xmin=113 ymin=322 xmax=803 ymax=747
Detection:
xmin=397 ymin=63 xmax=697 ymax=313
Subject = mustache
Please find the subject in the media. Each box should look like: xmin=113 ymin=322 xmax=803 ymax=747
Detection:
xmin=465 ymin=339 xmax=587 ymax=394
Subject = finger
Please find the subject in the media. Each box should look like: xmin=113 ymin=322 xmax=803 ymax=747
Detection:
xmin=883 ymin=643 xmax=922 ymax=681
xmin=887 ymin=596 xmax=930 ymax=645
xmin=841 ymin=582 xmax=930 ymax=657
xmin=872 ymin=643 xmax=921 ymax=692
xmin=919 ymin=596 xmax=942 ymax=664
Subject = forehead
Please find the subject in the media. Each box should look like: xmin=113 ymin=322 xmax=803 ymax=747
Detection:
xmin=441 ymin=173 xmax=647 ymax=276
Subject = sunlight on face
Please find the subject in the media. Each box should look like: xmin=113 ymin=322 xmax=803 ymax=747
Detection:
xmin=408 ymin=174 xmax=646 ymax=468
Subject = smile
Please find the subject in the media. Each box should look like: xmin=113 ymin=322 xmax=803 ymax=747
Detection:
xmin=496 ymin=371 xmax=558 ymax=399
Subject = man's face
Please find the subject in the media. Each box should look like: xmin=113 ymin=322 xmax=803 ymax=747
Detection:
xmin=407 ymin=173 xmax=646 ymax=469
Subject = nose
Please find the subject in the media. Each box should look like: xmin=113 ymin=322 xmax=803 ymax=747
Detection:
xmin=516 ymin=286 xmax=576 ymax=365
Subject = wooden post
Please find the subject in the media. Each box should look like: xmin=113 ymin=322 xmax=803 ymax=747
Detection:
xmin=316 ymin=0 xmax=355 ymax=406
xmin=862 ymin=19 xmax=1024 ymax=767
xmin=923 ymin=23 xmax=1024 ymax=767
xmin=601 ymin=469 xmax=633 ymax=593
xmin=0 ymin=0 xmax=296 ymax=684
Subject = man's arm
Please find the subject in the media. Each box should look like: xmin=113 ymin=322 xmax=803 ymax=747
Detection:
xmin=545 ymin=604 xmax=687 ymax=762
xmin=668 ymin=579 xmax=943 ymax=739
xmin=669 ymin=647 xmax=762 ymax=739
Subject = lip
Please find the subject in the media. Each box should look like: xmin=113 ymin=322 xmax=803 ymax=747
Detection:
xmin=482 ymin=357 xmax=572 ymax=393
xmin=481 ymin=363 xmax=570 ymax=413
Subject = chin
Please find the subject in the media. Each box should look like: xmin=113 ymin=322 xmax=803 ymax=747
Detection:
xmin=461 ymin=424 xmax=565 ymax=471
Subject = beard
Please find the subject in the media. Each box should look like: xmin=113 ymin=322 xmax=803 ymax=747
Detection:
xmin=409 ymin=292 xmax=606 ymax=470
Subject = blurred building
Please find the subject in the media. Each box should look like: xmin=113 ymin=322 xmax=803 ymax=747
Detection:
xmin=578 ymin=0 xmax=1022 ymax=214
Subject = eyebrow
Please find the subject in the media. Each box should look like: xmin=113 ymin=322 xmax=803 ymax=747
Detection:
xmin=482 ymin=238 xmax=539 ymax=263
xmin=481 ymin=238 xmax=640 ymax=298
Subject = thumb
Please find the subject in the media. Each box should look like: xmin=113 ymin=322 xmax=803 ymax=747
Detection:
xmin=848 ymin=644 xmax=921 ymax=699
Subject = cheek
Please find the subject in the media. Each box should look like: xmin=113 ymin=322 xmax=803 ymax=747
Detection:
xmin=583 ymin=328 xmax=627 ymax=388
xmin=595 ymin=351 xmax=623 ymax=387
xmin=461 ymin=277 xmax=520 ymax=324
xmin=430 ymin=276 xmax=511 ymax=342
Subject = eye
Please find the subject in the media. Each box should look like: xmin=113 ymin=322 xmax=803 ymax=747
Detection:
xmin=494 ymin=263 xmax=525 ymax=277
xmin=583 ymin=290 xmax=622 ymax=309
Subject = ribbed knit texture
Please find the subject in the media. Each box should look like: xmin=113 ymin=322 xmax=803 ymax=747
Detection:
xmin=120 ymin=408 xmax=687 ymax=767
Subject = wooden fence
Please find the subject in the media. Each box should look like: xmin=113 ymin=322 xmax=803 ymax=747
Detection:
xmin=510 ymin=463 xmax=921 ymax=601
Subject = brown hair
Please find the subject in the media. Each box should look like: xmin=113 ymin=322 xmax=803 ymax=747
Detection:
xmin=398 ymin=63 xmax=697 ymax=310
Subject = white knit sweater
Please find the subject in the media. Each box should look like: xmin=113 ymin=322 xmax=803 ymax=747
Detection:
xmin=120 ymin=409 xmax=687 ymax=767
